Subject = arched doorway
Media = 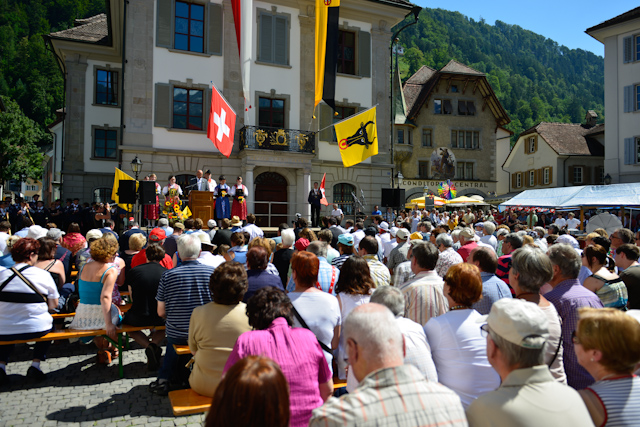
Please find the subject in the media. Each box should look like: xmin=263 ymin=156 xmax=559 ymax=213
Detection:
xmin=333 ymin=183 xmax=355 ymax=216
xmin=254 ymin=172 xmax=288 ymax=227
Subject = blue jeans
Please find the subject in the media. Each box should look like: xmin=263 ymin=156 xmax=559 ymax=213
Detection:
xmin=157 ymin=336 xmax=188 ymax=381
xmin=0 ymin=329 xmax=52 ymax=363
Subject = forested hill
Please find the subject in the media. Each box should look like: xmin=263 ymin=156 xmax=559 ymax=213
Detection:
xmin=397 ymin=8 xmax=605 ymax=142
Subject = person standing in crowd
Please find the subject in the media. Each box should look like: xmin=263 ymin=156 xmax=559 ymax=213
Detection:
xmin=575 ymin=308 xmax=640 ymax=427
xmin=122 ymin=244 xmax=167 ymax=371
xmin=0 ymin=238 xmax=59 ymax=383
xmin=386 ymin=228 xmax=410 ymax=272
xmin=230 ymin=177 xmax=248 ymax=221
xmin=212 ymin=218 xmax=232 ymax=252
xmin=308 ymin=182 xmax=322 ymax=228
xmin=244 ymin=246 xmax=284 ymax=303
xmin=468 ymin=246 xmax=512 ymax=316
xmin=162 ymin=222 xmax=184 ymax=259
xmin=317 ymin=229 xmax=339 ymax=263
xmin=241 ymin=214 xmax=263 ymax=243
xmin=213 ymin=176 xmax=231 ymax=220
xmin=309 ymin=303 xmax=467 ymax=427
xmin=287 ymin=241 xmax=339 ymax=294
xmin=425 ymin=263 xmax=500 ymax=408
xmin=615 ymin=243 xmax=640 ymax=309
xmin=545 ymin=243 xmax=603 ymax=390
xmin=331 ymin=234 xmax=355 ymax=270
xmin=327 ymin=217 xmax=343 ymax=249
xmin=582 ymin=244 xmax=628 ymax=309
xmin=399 ymin=242 xmax=447 ymax=326
xmin=120 ymin=221 xmax=146 ymax=252
xmin=358 ymin=236 xmax=390 ymax=287
xmin=188 ymin=262 xmax=251 ymax=398
xmin=0 ymin=221 xmax=10 ymax=255
xmin=610 ymin=228 xmax=635 ymax=252
xmin=47 ymin=228 xmax=72 ymax=281
xmin=466 ymin=299 xmax=594 ymax=426
xmin=225 ymin=287 xmax=333 ymax=427
xmin=435 ymin=233 xmax=463 ymax=278
xmin=203 ymin=170 xmax=216 ymax=194
xmin=149 ymin=234 xmax=216 ymax=396
xmin=273 ymin=229 xmax=295 ymax=286
xmin=496 ymin=233 xmax=523 ymax=290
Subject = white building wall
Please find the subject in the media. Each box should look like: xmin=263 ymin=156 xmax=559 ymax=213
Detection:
xmin=83 ymin=59 xmax=121 ymax=173
xmin=616 ymin=29 xmax=640 ymax=181
xmin=504 ymin=135 xmax=558 ymax=192
xmin=495 ymin=128 xmax=511 ymax=195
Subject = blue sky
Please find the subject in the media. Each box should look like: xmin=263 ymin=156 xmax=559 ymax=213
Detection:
xmin=414 ymin=0 xmax=638 ymax=57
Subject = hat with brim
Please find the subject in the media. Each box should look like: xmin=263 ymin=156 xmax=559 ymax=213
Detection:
xmin=338 ymin=234 xmax=354 ymax=246
xmin=380 ymin=221 xmax=389 ymax=231
xmin=27 ymin=225 xmax=48 ymax=240
xmin=396 ymin=229 xmax=409 ymax=240
xmin=477 ymin=299 xmax=549 ymax=349
xmin=231 ymin=216 xmax=243 ymax=227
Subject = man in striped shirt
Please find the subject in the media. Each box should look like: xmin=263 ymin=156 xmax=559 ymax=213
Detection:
xmin=309 ymin=304 xmax=467 ymax=427
xmin=358 ymin=236 xmax=390 ymax=287
xmin=149 ymin=234 xmax=216 ymax=396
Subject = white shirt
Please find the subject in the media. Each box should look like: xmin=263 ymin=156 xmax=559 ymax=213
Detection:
xmin=0 ymin=231 xmax=9 ymax=255
xmin=566 ymin=218 xmax=580 ymax=229
xmin=331 ymin=208 xmax=343 ymax=218
xmin=554 ymin=217 xmax=567 ymax=228
xmin=397 ymin=317 xmax=438 ymax=383
xmin=197 ymin=252 xmax=225 ymax=270
xmin=0 ymin=264 xmax=59 ymax=334
xmin=207 ymin=179 xmax=217 ymax=193
xmin=384 ymin=239 xmax=398 ymax=259
xmin=351 ymin=229 xmax=365 ymax=247
xmin=411 ymin=216 xmax=420 ymax=232
xmin=242 ymin=223 xmax=264 ymax=242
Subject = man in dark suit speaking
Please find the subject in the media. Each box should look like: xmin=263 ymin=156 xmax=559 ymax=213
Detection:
xmin=308 ymin=181 xmax=322 ymax=227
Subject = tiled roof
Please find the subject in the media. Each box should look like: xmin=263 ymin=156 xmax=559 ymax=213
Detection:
xmin=439 ymin=60 xmax=485 ymax=76
xmin=521 ymin=122 xmax=605 ymax=156
xmin=405 ymin=66 xmax=437 ymax=84
xmin=586 ymin=7 xmax=640 ymax=32
xmin=367 ymin=0 xmax=416 ymax=9
xmin=48 ymin=13 xmax=110 ymax=45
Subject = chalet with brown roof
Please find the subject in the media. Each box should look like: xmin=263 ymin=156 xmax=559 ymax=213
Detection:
xmin=394 ymin=60 xmax=512 ymax=199
xmin=502 ymin=112 xmax=605 ymax=192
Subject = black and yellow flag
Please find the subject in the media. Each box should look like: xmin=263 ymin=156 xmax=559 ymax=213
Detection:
xmin=335 ymin=106 xmax=378 ymax=167
xmin=315 ymin=0 xmax=340 ymax=111
xmin=111 ymin=168 xmax=137 ymax=212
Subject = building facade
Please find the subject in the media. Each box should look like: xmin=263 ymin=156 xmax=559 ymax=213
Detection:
xmin=395 ymin=61 xmax=511 ymax=201
xmin=502 ymin=114 xmax=605 ymax=192
xmin=587 ymin=7 xmax=640 ymax=183
xmin=46 ymin=0 xmax=413 ymax=225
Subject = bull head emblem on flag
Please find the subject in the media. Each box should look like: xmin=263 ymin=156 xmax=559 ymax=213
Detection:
xmin=338 ymin=121 xmax=376 ymax=150
xmin=324 ymin=0 xmax=332 ymax=5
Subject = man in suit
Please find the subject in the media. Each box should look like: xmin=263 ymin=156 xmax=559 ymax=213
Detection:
xmin=308 ymin=182 xmax=322 ymax=227
xmin=191 ymin=170 xmax=209 ymax=192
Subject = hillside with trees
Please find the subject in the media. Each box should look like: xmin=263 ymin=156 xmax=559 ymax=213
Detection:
xmin=398 ymin=8 xmax=604 ymax=142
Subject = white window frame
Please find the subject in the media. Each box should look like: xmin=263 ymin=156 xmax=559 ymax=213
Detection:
xmin=528 ymin=137 xmax=536 ymax=153
xmin=516 ymin=173 xmax=522 ymax=188
xmin=529 ymin=170 xmax=535 ymax=187
xmin=543 ymin=167 xmax=550 ymax=185
xmin=574 ymin=166 xmax=583 ymax=184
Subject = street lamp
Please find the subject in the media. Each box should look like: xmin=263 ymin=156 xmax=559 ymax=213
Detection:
xmin=389 ymin=6 xmax=421 ymax=187
xmin=130 ymin=156 xmax=143 ymax=225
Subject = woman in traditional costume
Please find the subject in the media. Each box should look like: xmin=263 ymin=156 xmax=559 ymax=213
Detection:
xmin=230 ymin=176 xmax=248 ymax=221
xmin=214 ymin=175 xmax=231 ymax=220
xmin=144 ymin=174 xmax=162 ymax=227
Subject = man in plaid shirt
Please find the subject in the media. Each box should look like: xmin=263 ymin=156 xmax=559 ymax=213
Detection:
xmin=309 ymin=303 xmax=467 ymax=427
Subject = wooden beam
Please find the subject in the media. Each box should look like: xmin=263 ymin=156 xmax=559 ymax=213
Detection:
xmin=446 ymin=78 xmax=452 ymax=93
xmin=473 ymin=80 xmax=480 ymax=94
xmin=580 ymin=207 xmax=584 ymax=231
xmin=463 ymin=79 xmax=470 ymax=94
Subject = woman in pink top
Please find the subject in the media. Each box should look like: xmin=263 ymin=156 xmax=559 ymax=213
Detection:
xmin=224 ymin=287 xmax=333 ymax=427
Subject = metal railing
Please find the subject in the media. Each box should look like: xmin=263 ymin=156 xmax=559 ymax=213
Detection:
xmin=239 ymin=125 xmax=316 ymax=154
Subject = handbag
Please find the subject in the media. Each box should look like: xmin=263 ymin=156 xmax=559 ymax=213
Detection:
xmin=290 ymin=305 xmax=332 ymax=353
xmin=0 ymin=266 xmax=47 ymax=304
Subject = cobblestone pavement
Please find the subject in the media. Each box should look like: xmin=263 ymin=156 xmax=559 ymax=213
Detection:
xmin=0 ymin=339 xmax=205 ymax=427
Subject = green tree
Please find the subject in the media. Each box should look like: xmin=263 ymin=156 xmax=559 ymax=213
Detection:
xmin=0 ymin=96 xmax=46 ymax=183
xmin=403 ymin=47 xmax=426 ymax=77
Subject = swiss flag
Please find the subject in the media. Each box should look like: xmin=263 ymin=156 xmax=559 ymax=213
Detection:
xmin=207 ymin=84 xmax=236 ymax=158
xmin=320 ymin=173 xmax=329 ymax=206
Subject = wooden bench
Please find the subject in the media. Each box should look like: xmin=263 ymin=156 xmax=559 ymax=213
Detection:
xmin=173 ymin=344 xmax=191 ymax=355
xmin=3 ymin=324 xmax=165 ymax=378
xmin=168 ymin=373 xmax=346 ymax=416
xmin=51 ymin=303 xmax=132 ymax=319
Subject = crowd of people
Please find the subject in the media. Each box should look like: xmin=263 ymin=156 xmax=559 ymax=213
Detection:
xmin=1 ymin=202 xmax=640 ymax=427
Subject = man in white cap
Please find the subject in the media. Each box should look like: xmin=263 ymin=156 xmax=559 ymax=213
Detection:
xmin=467 ymin=299 xmax=594 ymax=426
xmin=378 ymin=221 xmax=391 ymax=243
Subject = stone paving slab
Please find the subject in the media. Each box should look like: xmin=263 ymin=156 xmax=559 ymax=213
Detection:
xmin=0 ymin=340 xmax=206 ymax=427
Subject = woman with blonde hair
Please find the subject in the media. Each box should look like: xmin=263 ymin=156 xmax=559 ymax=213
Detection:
xmin=575 ymin=308 xmax=640 ymax=426
xmin=299 ymin=228 xmax=317 ymax=243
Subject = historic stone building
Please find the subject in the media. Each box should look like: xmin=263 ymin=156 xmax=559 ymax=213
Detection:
xmin=46 ymin=0 xmax=414 ymax=224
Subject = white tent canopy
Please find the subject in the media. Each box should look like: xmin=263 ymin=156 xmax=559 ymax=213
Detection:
xmin=499 ymin=183 xmax=640 ymax=212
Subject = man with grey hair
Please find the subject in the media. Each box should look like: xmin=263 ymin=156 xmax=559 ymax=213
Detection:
xmin=457 ymin=227 xmax=478 ymax=262
xmin=451 ymin=228 xmax=462 ymax=250
xmin=435 ymin=233 xmax=463 ymax=277
xmin=399 ymin=242 xmax=447 ymax=326
xmin=480 ymin=221 xmax=497 ymax=251
xmin=150 ymin=234 xmax=216 ymax=396
xmin=309 ymin=304 xmax=467 ymax=427
xmin=466 ymin=299 xmax=594 ymax=426
xmin=393 ymin=240 xmax=426 ymax=287
xmin=286 ymin=241 xmax=339 ymax=294
xmin=532 ymin=226 xmax=547 ymax=251
xmin=545 ymin=243 xmax=603 ymax=390
xmin=158 ymin=217 xmax=174 ymax=237
xmin=370 ymin=286 xmax=438 ymax=382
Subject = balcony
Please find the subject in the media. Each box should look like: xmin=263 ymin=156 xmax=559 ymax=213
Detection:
xmin=240 ymin=126 xmax=315 ymax=154
xmin=394 ymin=142 xmax=413 ymax=163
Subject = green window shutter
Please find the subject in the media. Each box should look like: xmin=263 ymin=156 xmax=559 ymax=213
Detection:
xmin=155 ymin=83 xmax=172 ymax=128
xmin=358 ymin=31 xmax=371 ymax=77
xmin=156 ymin=0 xmax=172 ymax=48
xmin=206 ymin=3 xmax=223 ymax=55
xmin=319 ymin=103 xmax=333 ymax=142
xmin=259 ymin=13 xmax=273 ymax=62
xmin=274 ymin=16 xmax=288 ymax=65
xmin=203 ymin=88 xmax=212 ymax=132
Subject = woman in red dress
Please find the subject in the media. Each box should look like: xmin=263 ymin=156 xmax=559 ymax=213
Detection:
xmin=143 ymin=174 xmax=161 ymax=227
xmin=230 ymin=176 xmax=248 ymax=221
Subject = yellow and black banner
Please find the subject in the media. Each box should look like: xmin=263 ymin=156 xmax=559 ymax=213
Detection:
xmin=314 ymin=0 xmax=340 ymax=111
xmin=335 ymin=106 xmax=378 ymax=167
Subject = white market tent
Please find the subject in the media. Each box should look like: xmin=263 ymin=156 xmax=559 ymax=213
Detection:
xmin=498 ymin=183 xmax=640 ymax=212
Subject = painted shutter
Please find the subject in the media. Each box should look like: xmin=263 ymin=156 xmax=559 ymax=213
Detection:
xmin=524 ymin=138 xmax=528 ymax=154
xmin=154 ymin=83 xmax=172 ymax=128
xmin=358 ymin=31 xmax=371 ymax=78
xmin=156 ymin=0 xmax=172 ymax=48
xmin=624 ymin=137 xmax=636 ymax=165
xmin=548 ymin=166 xmax=553 ymax=185
xmin=624 ymin=85 xmax=634 ymax=113
xmin=319 ymin=103 xmax=333 ymax=142
xmin=583 ymin=166 xmax=591 ymax=184
xmin=259 ymin=13 xmax=273 ymax=62
xmin=274 ymin=16 xmax=288 ymax=65
xmin=511 ymin=173 xmax=517 ymax=190
xmin=568 ymin=166 xmax=575 ymax=184
xmin=206 ymin=3 xmax=223 ymax=55
xmin=524 ymin=170 xmax=530 ymax=188
xmin=624 ymin=36 xmax=633 ymax=63
xmin=534 ymin=136 xmax=538 ymax=153
xmin=203 ymin=88 xmax=212 ymax=132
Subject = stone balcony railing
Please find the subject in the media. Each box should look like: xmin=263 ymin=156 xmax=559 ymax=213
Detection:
xmin=240 ymin=125 xmax=316 ymax=154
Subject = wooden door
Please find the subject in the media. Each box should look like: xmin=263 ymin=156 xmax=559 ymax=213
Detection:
xmin=254 ymin=172 xmax=287 ymax=227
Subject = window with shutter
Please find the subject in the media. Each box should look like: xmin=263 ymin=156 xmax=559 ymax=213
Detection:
xmin=636 ymin=35 xmax=640 ymax=61
xmin=206 ymin=3 xmax=223 ymax=55
xmin=174 ymin=1 xmax=204 ymax=53
xmin=338 ymin=30 xmax=356 ymax=75
xmin=258 ymin=12 xmax=289 ymax=66
xmin=624 ymin=36 xmax=633 ymax=63
xmin=156 ymin=0 xmax=222 ymax=56
xmin=155 ymin=83 xmax=172 ymax=128
xmin=548 ymin=166 xmax=553 ymax=185
xmin=512 ymin=173 xmax=517 ymax=190
xmin=443 ymin=100 xmax=453 ymax=114
xmin=451 ymin=130 xmax=457 ymax=148
xmin=573 ymin=166 xmax=583 ymax=184
xmin=583 ymin=166 xmax=591 ymax=184
xmin=636 ymin=85 xmax=640 ymax=111
xmin=422 ymin=129 xmax=432 ymax=147
xmin=568 ymin=166 xmax=575 ymax=184
xmin=624 ymin=86 xmax=635 ymax=113
xmin=624 ymin=138 xmax=636 ymax=165
xmin=467 ymin=101 xmax=476 ymax=115
xmin=516 ymin=173 xmax=522 ymax=188
xmin=358 ymin=31 xmax=371 ymax=78
xmin=396 ymin=129 xmax=404 ymax=144
xmin=458 ymin=100 xmax=468 ymax=115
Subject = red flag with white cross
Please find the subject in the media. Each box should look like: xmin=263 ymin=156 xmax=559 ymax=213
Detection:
xmin=207 ymin=83 xmax=236 ymax=158
xmin=320 ymin=173 xmax=329 ymax=206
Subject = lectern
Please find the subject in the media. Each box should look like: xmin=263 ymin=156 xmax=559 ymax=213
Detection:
xmin=188 ymin=191 xmax=213 ymax=228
